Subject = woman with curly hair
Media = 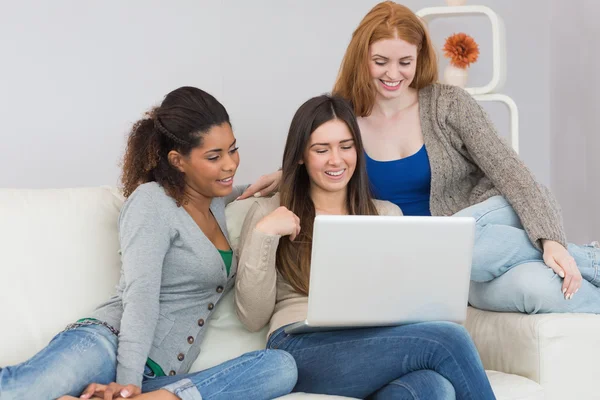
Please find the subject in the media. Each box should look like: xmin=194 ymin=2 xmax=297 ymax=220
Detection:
xmin=0 ymin=86 xmax=297 ymax=400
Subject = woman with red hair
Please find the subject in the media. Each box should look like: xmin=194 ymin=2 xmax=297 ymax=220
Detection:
xmin=333 ymin=1 xmax=600 ymax=314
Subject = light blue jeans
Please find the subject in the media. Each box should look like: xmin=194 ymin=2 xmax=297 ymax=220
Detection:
xmin=268 ymin=322 xmax=495 ymax=399
xmin=0 ymin=323 xmax=297 ymax=400
xmin=454 ymin=196 xmax=600 ymax=313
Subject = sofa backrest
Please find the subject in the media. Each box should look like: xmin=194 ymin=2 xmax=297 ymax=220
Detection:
xmin=0 ymin=187 xmax=124 ymax=365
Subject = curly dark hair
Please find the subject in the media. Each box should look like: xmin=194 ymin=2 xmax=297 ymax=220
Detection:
xmin=121 ymin=86 xmax=230 ymax=205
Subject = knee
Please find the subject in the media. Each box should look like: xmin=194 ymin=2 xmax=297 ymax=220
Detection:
xmin=388 ymin=371 xmax=456 ymax=400
xmin=421 ymin=371 xmax=456 ymax=400
xmin=470 ymin=262 xmax=564 ymax=313
xmin=412 ymin=322 xmax=478 ymax=361
xmin=262 ymin=349 xmax=298 ymax=395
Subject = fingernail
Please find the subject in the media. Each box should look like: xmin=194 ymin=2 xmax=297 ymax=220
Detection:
xmin=254 ymin=192 xmax=261 ymax=198
xmin=235 ymin=196 xmax=240 ymax=200
xmin=559 ymin=271 xmax=565 ymax=278
xmin=562 ymin=287 xmax=567 ymax=294
xmin=121 ymin=390 xmax=130 ymax=397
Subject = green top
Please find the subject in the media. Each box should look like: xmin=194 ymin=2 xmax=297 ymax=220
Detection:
xmin=218 ymin=249 xmax=233 ymax=276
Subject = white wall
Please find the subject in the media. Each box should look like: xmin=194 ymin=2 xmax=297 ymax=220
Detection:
xmin=550 ymin=0 xmax=600 ymax=243
xmin=1 ymin=0 xmax=554 ymax=190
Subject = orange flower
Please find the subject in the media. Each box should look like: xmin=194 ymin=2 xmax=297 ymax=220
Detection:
xmin=443 ymin=33 xmax=480 ymax=69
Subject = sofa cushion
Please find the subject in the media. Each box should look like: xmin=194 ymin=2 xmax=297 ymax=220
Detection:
xmin=466 ymin=307 xmax=600 ymax=400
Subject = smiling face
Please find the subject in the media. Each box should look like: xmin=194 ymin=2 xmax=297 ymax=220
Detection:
xmin=302 ymin=119 xmax=357 ymax=197
xmin=368 ymin=37 xmax=418 ymax=100
xmin=171 ymin=122 xmax=240 ymax=198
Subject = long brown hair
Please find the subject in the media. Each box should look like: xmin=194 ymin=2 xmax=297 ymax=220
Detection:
xmin=276 ymin=95 xmax=379 ymax=295
xmin=120 ymin=86 xmax=230 ymax=205
xmin=333 ymin=1 xmax=438 ymax=117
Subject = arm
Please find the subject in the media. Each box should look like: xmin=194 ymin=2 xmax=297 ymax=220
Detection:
xmin=443 ymin=87 xmax=567 ymax=249
xmin=234 ymin=201 xmax=281 ymax=332
xmin=116 ymin=191 xmax=171 ymax=387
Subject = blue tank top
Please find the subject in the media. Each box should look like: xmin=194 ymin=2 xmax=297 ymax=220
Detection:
xmin=365 ymin=145 xmax=432 ymax=216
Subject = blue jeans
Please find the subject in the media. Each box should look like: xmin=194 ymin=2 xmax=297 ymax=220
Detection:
xmin=0 ymin=324 xmax=297 ymax=400
xmin=141 ymin=350 xmax=297 ymax=400
xmin=268 ymin=322 xmax=495 ymax=400
xmin=454 ymin=196 xmax=600 ymax=313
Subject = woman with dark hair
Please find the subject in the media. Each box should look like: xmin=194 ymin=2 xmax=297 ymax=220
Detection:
xmin=235 ymin=94 xmax=495 ymax=399
xmin=0 ymin=86 xmax=297 ymax=400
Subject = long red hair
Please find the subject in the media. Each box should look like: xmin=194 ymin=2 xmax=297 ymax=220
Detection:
xmin=333 ymin=1 xmax=438 ymax=117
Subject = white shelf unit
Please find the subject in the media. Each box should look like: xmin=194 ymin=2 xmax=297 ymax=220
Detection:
xmin=416 ymin=5 xmax=518 ymax=153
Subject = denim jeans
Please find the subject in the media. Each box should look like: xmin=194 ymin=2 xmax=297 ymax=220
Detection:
xmin=454 ymin=196 xmax=600 ymax=313
xmin=0 ymin=324 xmax=297 ymax=400
xmin=140 ymin=350 xmax=297 ymax=400
xmin=268 ymin=322 xmax=496 ymax=400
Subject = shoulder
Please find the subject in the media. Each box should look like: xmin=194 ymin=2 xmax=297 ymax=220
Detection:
xmin=120 ymin=182 xmax=174 ymax=225
xmin=248 ymin=193 xmax=282 ymax=217
xmin=419 ymin=83 xmax=470 ymax=106
xmin=373 ymin=199 xmax=403 ymax=216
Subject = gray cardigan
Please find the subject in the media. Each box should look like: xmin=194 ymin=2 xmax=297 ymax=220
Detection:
xmin=419 ymin=83 xmax=566 ymax=248
xmin=92 ymin=182 xmax=244 ymax=387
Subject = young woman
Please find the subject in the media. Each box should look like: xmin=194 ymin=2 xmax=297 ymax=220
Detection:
xmin=235 ymin=94 xmax=496 ymax=399
xmin=0 ymin=87 xmax=297 ymax=400
xmin=332 ymin=1 xmax=600 ymax=313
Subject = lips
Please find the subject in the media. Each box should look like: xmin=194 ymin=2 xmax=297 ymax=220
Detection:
xmin=379 ymin=79 xmax=401 ymax=91
xmin=324 ymin=169 xmax=346 ymax=181
xmin=216 ymin=176 xmax=234 ymax=186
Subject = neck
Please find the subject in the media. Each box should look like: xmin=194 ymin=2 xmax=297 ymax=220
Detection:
xmin=182 ymin=183 xmax=212 ymax=216
xmin=310 ymin=186 xmax=348 ymax=215
xmin=372 ymin=87 xmax=418 ymax=118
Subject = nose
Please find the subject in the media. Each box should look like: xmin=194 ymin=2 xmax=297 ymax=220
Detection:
xmin=328 ymin=149 xmax=342 ymax=166
xmin=222 ymin=152 xmax=237 ymax=172
xmin=386 ymin=65 xmax=401 ymax=80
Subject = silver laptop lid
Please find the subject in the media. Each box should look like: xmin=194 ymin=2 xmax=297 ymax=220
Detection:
xmin=306 ymin=215 xmax=475 ymax=328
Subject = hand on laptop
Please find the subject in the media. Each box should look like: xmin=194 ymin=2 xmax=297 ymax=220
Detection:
xmin=256 ymin=206 xmax=301 ymax=241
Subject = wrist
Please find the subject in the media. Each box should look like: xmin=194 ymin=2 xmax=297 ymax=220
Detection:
xmin=256 ymin=221 xmax=276 ymax=236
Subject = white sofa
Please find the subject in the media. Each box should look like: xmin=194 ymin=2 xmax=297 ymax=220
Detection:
xmin=1 ymin=186 xmax=599 ymax=399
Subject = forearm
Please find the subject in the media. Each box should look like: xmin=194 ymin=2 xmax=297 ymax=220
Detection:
xmin=235 ymin=228 xmax=279 ymax=332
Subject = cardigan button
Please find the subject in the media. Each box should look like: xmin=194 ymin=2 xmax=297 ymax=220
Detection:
xmin=208 ymin=303 xmax=214 ymax=310
xmin=177 ymin=353 xmax=185 ymax=361
xmin=198 ymin=319 xmax=205 ymax=327
xmin=216 ymin=286 xmax=224 ymax=293
xmin=169 ymin=370 xmax=176 ymax=376
xmin=187 ymin=336 xmax=194 ymax=344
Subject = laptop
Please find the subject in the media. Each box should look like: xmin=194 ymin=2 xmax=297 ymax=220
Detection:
xmin=285 ymin=215 xmax=475 ymax=334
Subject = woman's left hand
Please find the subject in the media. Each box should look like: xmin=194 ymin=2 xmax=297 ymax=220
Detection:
xmin=237 ymin=169 xmax=282 ymax=200
xmin=542 ymin=239 xmax=582 ymax=299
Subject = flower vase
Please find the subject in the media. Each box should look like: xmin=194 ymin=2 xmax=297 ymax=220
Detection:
xmin=443 ymin=64 xmax=468 ymax=88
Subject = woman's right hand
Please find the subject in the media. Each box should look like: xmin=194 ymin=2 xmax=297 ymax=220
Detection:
xmin=256 ymin=206 xmax=301 ymax=240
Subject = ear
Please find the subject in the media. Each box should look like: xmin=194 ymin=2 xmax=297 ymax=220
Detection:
xmin=298 ymin=159 xmax=305 ymax=165
xmin=168 ymin=150 xmax=186 ymax=173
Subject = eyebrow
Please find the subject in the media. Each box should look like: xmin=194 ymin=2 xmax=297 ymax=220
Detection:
xmin=309 ymin=138 xmax=354 ymax=148
xmin=372 ymin=54 xmax=414 ymax=60
xmin=204 ymin=139 xmax=237 ymax=154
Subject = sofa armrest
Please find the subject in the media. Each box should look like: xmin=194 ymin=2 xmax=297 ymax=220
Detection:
xmin=465 ymin=307 xmax=600 ymax=400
